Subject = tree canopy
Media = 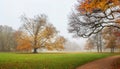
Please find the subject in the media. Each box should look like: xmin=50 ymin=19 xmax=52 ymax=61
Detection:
xmin=16 ymin=14 xmax=66 ymax=53
xmin=68 ymin=0 xmax=120 ymax=38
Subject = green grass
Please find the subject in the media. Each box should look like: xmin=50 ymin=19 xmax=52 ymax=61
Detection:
xmin=0 ymin=52 xmax=118 ymax=69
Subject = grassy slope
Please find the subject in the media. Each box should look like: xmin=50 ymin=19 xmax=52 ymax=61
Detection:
xmin=0 ymin=53 xmax=118 ymax=69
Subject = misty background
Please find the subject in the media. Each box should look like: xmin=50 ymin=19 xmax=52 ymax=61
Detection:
xmin=0 ymin=0 xmax=87 ymax=51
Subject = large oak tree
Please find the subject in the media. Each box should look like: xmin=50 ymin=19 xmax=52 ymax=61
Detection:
xmin=68 ymin=0 xmax=120 ymax=38
xmin=16 ymin=14 xmax=66 ymax=53
xmin=17 ymin=14 xmax=58 ymax=53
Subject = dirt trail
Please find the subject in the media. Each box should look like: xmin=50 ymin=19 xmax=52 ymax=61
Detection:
xmin=76 ymin=56 xmax=120 ymax=69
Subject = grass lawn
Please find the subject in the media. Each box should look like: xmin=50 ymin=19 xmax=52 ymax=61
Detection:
xmin=0 ymin=52 xmax=118 ymax=69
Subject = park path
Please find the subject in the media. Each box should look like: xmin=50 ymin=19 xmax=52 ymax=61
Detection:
xmin=76 ymin=56 xmax=120 ymax=69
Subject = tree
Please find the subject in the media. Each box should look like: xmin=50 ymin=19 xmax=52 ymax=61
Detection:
xmin=84 ymin=38 xmax=94 ymax=52
xmin=53 ymin=36 xmax=66 ymax=51
xmin=114 ymin=27 xmax=120 ymax=52
xmin=68 ymin=0 xmax=120 ymax=38
xmin=45 ymin=36 xmax=66 ymax=51
xmin=17 ymin=14 xmax=60 ymax=53
xmin=88 ymin=32 xmax=103 ymax=52
xmin=20 ymin=14 xmax=47 ymax=53
xmin=0 ymin=25 xmax=16 ymax=52
xmin=102 ymin=26 xmax=120 ymax=53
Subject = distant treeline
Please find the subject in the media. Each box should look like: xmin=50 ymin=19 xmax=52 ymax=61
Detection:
xmin=0 ymin=25 xmax=16 ymax=52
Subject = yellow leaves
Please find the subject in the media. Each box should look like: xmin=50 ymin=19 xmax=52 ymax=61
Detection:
xmin=16 ymin=23 xmax=59 ymax=51
xmin=45 ymin=36 xmax=65 ymax=51
xmin=40 ymin=24 xmax=57 ymax=39
xmin=46 ymin=46 xmax=54 ymax=50
xmin=54 ymin=36 xmax=65 ymax=50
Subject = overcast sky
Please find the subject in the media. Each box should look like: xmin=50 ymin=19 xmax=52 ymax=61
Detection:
xmin=0 ymin=0 xmax=86 ymax=48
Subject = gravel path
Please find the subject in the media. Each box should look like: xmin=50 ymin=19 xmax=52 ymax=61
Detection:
xmin=76 ymin=56 xmax=120 ymax=69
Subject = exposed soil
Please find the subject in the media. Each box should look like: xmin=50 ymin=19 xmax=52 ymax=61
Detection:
xmin=76 ymin=56 xmax=120 ymax=69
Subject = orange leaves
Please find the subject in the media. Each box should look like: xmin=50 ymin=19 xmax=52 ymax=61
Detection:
xmin=45 ymin=36 xmax=66 ymax=51
xmin=114 ymin=32 xmax=120 ymax=36
xmin=41 ymin=25 xmax=56 ymax=39
xmin=54 ymin=36 xmax=66 ymax=50
xmin=78 ymin=0 xmax=93 ymax=14
xmin=110 ymin=0 xmax=120 ymax=5
xmin=115 ymin=19 xmax=120 ymax=24
xmin=16 ymin=39 xmax=32 ymax=51
xmin=77 ymin=0 xmax=120 ymax=14
xmin=15 ymin=31 xmax=32 ymax=51
xmin=96 ymin=0 xmax=108 ymax=11
xmin=102 ymin=27 xmax=120 ymax=49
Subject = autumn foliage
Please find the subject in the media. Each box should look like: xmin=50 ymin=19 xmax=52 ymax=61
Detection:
xmin=15 ymin=15 xmax=66 ymax=53
xmin=14 ymin=31 xmax=32 ymax=51
xmin=68 ymin=0 xmax=120 ymax=38
xmin=78 ymin=0 xmax=120 ymax=14
xmin=102 ymin=26 xmax=120 ymax=52
xmin=68 ymin=0 xmax=120 ymax=52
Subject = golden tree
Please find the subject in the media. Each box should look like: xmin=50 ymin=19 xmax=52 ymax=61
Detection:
xmin=20 ymin=14 xmax=47 ymax=53
xmin=45 ymin=36 xmax=66 ymax=51
xmin=16 ymin=14 xmax=65 ymax=53
xmin=54 ymin=36 xmax=66 ymax=51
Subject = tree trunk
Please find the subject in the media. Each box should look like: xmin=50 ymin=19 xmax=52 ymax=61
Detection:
xmin=111 ymin=48 xmax=113 ymax=53
xmin=97 ymin=46 xmax=100 ymax=53
xmin=99 ymin=32 xmax=102 ymax=53
xmin=110 ymin=48 xmax=114 ymax=53
xmin=96 ymin=33 xmax=100 ymax=53
xmin=33 ymin=36 xmax=38 ymax=53
xmin=100 ymin=47 xmax=102 ymax=53
xmin=119 ymin=48 xmax=120 ymax=52
xmin=113 ymin=48 xmax=115 ymax=53
xmin=33 ymin=48 xmax=38 ymax=53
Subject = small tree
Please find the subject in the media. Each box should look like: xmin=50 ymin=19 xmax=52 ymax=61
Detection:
xmin=54 ymin=36 xmax=66 ymax=51
xmin=88 ymin=32 xmax=103 ymax=53
xmin=84 ymin=38 xmax=94 ymax=52
xmin=102 ymin=27 xmax=120 ymax=53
